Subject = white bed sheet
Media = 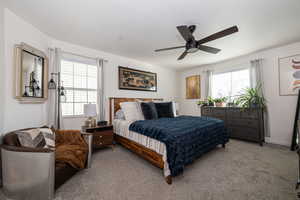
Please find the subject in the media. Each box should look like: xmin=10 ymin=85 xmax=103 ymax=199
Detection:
xmin=113 ymin=119 xmax=170 ymax=177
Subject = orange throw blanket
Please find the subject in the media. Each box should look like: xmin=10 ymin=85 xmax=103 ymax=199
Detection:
xmin=55 ymin=130 xmax=88 ymax=169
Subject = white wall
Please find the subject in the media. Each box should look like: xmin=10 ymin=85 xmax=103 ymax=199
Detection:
xmin=0 ymin=2 xmax=4 ymax=135
xmin=1 ymin=9 xmax=178 ymax=133
xmin=2 ymin=9 xmax=52 ymax=133
xmin=178 ymin=42 xmax=300 ymax=146
xmin=51 ymin=40 xmax=178 ymax=129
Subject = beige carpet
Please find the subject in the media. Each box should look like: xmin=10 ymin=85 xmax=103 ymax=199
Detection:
xmin=0 ymin=140 xmax=298 ymax=200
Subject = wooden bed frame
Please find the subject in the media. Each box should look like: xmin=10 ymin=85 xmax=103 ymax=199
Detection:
xmin=109 ymin=97 xmax=172 ymax=184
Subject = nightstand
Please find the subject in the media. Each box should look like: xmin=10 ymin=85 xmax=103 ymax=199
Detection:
xmin=82 ymin=125 xmax=114 ymax=149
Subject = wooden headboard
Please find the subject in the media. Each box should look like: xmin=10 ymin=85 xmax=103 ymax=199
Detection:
xmin=109 ymin=97 xmax=163 ymax=124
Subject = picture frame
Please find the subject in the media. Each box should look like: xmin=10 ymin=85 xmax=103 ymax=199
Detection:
xmin=186 ymin=75 xmax=201 ymax=99
xmin=14 ymin=42 xmax=49 ymax=103
xmin=278 ymin=54 xmax=300 ymax=96
xmin=118 ymin=66 xmax=157 ymax=92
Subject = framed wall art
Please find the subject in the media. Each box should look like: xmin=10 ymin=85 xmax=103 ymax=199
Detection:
xmin=14 ymin=42 xmax=49 ymax=103
xmin=118 ymin=66 xmax=157 ymax=92
xmin=186 ymin=75 xmax=201 ymax=99
xmin=279 ymin=54 xmax=300 ymax=96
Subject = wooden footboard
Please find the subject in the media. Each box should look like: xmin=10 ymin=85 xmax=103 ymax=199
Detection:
xmin=115 ymin=134 xmax=164 ymax=169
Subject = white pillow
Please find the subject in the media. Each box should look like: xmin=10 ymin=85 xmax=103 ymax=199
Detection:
xmin=120 ymin=102 xmax=144 ymax=122
xmin=172 ymin=101 xmax=177 ymax=117
xmin=115 ymin=109 xmax=126 ymax=120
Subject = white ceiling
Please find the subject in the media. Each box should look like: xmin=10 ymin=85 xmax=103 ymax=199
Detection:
xmin=4 ymin=0 xmax=300 ymax=70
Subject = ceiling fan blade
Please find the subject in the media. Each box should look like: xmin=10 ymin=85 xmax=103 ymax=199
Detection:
xmin=198 ymin=45 xmax=221 ymax=54
xmin=198 ymin=26 xmax=239 ymax=44
xmin=154 ymin=46 xmax=185 ymax=52
xmin=177 ymin=51 xmax=188 ymax=60
xmin=177 ymin=25 xmax=195 ymax=42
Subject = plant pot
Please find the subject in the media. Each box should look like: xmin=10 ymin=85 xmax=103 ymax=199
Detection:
xmin=215 ymin=102 xmax=225 ymax=107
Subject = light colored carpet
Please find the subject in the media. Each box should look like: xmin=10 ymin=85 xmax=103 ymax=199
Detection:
xmin=0 ymin=140 xmax=298 ymax=200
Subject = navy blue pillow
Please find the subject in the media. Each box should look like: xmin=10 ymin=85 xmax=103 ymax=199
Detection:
xmin=155 ymin=102 xmax=174 ymax=118
xmin=140 ymin=102 xmax=158 ymax=120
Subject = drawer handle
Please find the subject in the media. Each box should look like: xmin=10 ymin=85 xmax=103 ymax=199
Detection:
xmin=99 ymin=142 xmax=102 ymax=144
xmin=99 ymin=136 xmax=102 ymax=138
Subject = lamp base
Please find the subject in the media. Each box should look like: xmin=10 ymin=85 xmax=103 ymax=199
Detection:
xmin=85 ymin=117 xmax=96 ymax=128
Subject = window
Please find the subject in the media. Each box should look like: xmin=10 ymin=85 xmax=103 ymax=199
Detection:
xmin=211 ymin=68 xmax=250 ymax=100
xmin=61 ymin=60 xmax=98 ymax=116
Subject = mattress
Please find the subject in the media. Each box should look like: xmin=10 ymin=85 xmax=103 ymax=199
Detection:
xmin=113 ymin=119 xmax=170 ymax=177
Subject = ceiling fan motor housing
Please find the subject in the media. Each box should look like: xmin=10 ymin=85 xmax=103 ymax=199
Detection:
xmin=186 ymin=40 xmax=198 ymax=53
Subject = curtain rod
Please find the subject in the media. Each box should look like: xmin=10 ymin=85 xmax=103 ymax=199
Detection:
xmin=49 ymin=48 xmax=108 ymax=62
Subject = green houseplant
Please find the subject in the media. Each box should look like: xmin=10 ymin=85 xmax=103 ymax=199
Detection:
xmin=235 ymin=85 xmax=266 ymax=109
xmin=197 ymin=100 xmax=208 ymax=107
xmin=197 ymin=96 xmax=215 ymax=107
xmin=213 ymin=97 xmax=227 ymax=107
xmin=207 ymin=96 xmax=215 ymax=106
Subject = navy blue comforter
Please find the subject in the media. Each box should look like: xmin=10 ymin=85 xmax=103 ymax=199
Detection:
xmin=129 ymin=116 xmax=229 ymax=176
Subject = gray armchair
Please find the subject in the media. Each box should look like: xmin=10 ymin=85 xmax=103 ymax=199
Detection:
xmin=1 ymin=128 xmax=93 ymax=200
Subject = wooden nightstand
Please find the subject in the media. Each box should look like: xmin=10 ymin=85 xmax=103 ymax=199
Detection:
xmin=82 ymin=125 xmax=114 ymax=149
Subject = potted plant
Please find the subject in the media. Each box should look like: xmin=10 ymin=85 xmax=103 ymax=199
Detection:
xmin=213 ymin=97 xmax=227 ymax=107
xmin=235 ymin=85 xmax=266 ymax=109
xmin=197 ymin=100 xmax=208 ymax=107
xmin=207 ymin=96 xmax=215 ymax=106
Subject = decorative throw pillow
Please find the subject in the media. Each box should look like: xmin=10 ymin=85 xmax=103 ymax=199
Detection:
xmin=154 ymin=102 xmax=175 ymax=118
xmin=120 ymin=102 xmax=144 ymax=122
xmin=39 ymin=128 xmax=55 ymax=149
xmin=115 ymin=109 xmax=126 ymax=120
xmin=141 ymin=102 xmax=158 ymax=120
xmin=17 ymin=128 xmax=46 ymax=148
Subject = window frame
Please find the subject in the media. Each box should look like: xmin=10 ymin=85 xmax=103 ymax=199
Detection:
xmin=211 ymin=66 xmax=251 ymax=100
xmin=60 ymin=59 xmax=98 ymax=118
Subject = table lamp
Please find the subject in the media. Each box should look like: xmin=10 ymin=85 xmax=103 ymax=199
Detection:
xmin=84 ymin=104 xmax=97 ymax=127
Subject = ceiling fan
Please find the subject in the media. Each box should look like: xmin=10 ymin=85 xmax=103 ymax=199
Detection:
xmin=154 ymin=25 xmax=239 ymax=60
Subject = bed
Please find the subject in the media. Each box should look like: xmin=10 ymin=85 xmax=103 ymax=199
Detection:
xmin=109 ymin=97 xmax=229 ymax=184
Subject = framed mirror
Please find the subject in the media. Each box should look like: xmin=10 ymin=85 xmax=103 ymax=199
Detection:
xmin=14 ymin=43 xmax=48 ymax=103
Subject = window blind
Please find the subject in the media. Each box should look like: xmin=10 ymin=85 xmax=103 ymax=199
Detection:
xmin=61 ymin=59 xmax=98 ymax=116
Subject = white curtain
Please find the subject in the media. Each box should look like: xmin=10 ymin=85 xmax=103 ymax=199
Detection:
xmin=250 ymin=59 xmax=264 ymax=89
xmin=47 ymin=48 xmax=63 ymax=129
xmin=204 ymin=70 xmax=213 ymax=98
xmin=250 ymin=59 xmax=270 ymax=137
xmin=96 ymin=58 xmax=105 ymax=121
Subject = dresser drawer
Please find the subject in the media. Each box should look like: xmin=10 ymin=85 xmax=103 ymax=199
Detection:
xmin=227 ymin=119 xmax=259 ymax=128
xmin=211 ymin=108 xmax=226 ymax=116
xmin=228 ymin=126 xmax=260 ymax=141
xmin=93 ymin=130 xmax=114 ymax=146
xmin=201 ymin=107 xmax=211 ymax=116
xmin=226 ymin=108 xmax=241 ymax=118
xmin=240 ymin=110 xmax=259 ymax=119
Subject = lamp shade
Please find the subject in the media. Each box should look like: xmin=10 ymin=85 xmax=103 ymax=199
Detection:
xmin=84 ymin=104 xmax=97 ymax=117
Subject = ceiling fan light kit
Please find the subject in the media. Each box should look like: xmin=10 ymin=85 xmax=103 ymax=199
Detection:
xmin=155 ymin=25 xmax=239 ymax=60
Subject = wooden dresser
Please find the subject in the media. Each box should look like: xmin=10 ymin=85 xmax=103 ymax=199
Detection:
xmin=201 ymin=106 xmax=264 ymax=146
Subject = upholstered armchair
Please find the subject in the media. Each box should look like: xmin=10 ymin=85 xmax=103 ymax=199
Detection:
xmin=1 ymin=128 xmax=92 ymax=200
